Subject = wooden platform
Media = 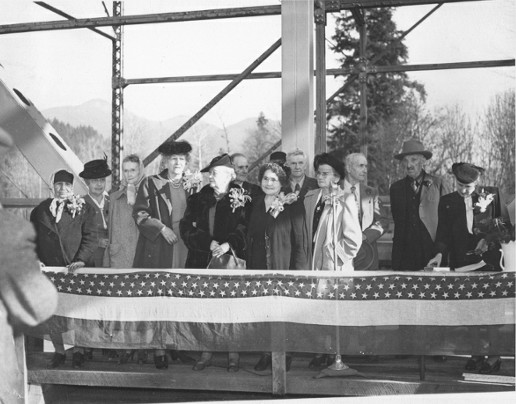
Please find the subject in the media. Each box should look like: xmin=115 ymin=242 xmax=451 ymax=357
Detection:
xmin=27 ymin=351 xmax=515 ymax=399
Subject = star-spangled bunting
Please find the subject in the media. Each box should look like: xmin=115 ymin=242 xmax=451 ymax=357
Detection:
xmin=46 ymin=272 xmax=515 ymax=301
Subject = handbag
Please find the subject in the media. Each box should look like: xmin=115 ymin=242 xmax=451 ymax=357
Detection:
xmin=207 ymin=246 xmax=246 ymax=269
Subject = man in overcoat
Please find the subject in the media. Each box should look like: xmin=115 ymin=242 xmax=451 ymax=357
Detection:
xmin=389 ymin=138 xmax=449 ymax=271
xmin=343 ymin=153 xmax=387 ymax=270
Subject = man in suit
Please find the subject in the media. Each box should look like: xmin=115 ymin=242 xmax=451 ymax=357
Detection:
xmin=79 ymin=158 xmax=111 ymax=267
xmin=230 ymin=153 xmax=261 ymax=199
xmin=343 ymin=153 xmax=387 ymax=270
xmin=284 ymin=149 xmax=318 ymax=198
xmin=389 ymin=138 xmax=449 ymax=271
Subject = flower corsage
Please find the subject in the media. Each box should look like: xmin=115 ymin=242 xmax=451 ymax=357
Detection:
xmin=474 ymin=188 xmax=495 ymax=213
xmin=269 ymin=192 xmax=298 ymax=218
xmin=182 ymin=170 xmax=203 ymax=193
xmin=66 ymin=194 xmax=86 ymax=218
xmin=229 ymin=187 xmax=252 ymax=213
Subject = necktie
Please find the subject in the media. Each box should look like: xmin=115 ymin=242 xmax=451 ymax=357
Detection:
xmin=464 ymin=196 xmax=473 ymax=234
xmin=294 ymin=183 xmax=300 ymax=192
xmin=350 ymin=186 xmax=362 ymax=225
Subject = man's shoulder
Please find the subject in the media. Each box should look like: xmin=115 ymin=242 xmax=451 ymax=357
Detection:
xmin=390 ymin=178 xmax=405 ymax=191
xmin=305 ymin=176 xmax=318 ymax=187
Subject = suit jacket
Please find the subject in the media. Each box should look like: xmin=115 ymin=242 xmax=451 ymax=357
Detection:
xmin=390 ymin=172 xmax=449 ymax=270
xmin=353 ymin=183 xmax=387 ymax=270
xmin=434 ymin=187 xmax=503 ymax=269
xmin=30 ymin=198 xmax=97 ymax=266
xmin=133 ymin=169 xmax=191 ymax=268
xmin=303 ymin=189 xmax=362 ymax=272
xmin=1 ymin=210 xmax=57 ymax=404
xmin=284 ymin=175 xmax=318 ymax=199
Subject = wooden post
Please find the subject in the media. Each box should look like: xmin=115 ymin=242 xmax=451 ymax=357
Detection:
xmin=281 ymin=0 xmax=315 ymax=171
xmin=271 ymin=322 xmax=287 ymax=396
xmin=314 ymin=0 xmax=327 ymax=155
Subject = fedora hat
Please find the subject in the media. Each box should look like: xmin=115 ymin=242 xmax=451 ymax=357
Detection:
xmin=201 ymin=153 xmax=232 ymax=173
xmin=79 ymin=158 xmax=112 ymax=179
xmin=394 ymin=138 xmax=432 ymax=160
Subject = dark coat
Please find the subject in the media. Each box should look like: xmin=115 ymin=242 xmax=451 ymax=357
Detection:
xmin=30 ymin=198 xmax=97 ymax=266
xmin=133 ymin=170 xmax=191 ymax=269
xmin=284 ymin=175 xmax=318 ymax=200
xmin=1 ymin=210 xmax=57 ymax=404
xmin=390 ymin=172 xmax=449 ymax=270
xmin=241 ymin=181 xmax=263 ymax=200
xmin=180 ymin=184 xmax=250 ymax=269
xmin=246 ymin=194 xmax=306 ymax=270
xmin=434 ymin=187 xmax=503 ymax=269
xmin=83 ymin=194 xmax=109 ymax=267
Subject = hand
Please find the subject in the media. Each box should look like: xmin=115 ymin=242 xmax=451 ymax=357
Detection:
xmin=427 ymin=253 xmax=442 ymax=267
xmin=475 ymin=239 xmax=488 ymax=254
xmin=99 ymin=238 xmax=109 ymax=248
xmin=68 ymin=261 xmax=85 ymax=272
xmin=210 ymin=240 xmax=220 ymax=251
xmin=212 ymin=242 xmax=230 ymax=258
xmin=161 ymin=227 xmax=178 ymax=245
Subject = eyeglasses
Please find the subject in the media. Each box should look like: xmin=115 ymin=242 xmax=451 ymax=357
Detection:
xmin=262 ymin=176 xmax=279 ymax=183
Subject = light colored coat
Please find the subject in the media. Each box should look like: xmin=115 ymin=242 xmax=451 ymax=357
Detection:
xmin=1 ymin=210 xmax=57 ymax=404
xmin=303 ymin=189 xmax=362 ymax=272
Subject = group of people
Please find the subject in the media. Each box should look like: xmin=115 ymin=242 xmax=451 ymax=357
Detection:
xmin=25 ymin=137 xmax=512 ymax=375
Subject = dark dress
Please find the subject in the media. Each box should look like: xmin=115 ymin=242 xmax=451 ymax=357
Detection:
xmin=83 ymin=194 xmax=109 ymax=267
xmin=246 ymin=194 xmax=306 ymax=270
xmin=434 ymin=187 xmax=503 ymax=269
xmin=180 ymin=184 xmax=250 ymax=269
xmin=30 ymin=198 xmax=97 ymax=266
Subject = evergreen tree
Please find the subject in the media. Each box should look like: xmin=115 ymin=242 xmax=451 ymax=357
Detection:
xmin=327 ymin=8 xmax=425 ymax=190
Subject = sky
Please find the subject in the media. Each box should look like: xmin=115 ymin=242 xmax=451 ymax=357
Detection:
xmin=0 ymin=0 xmax=514 ymax=127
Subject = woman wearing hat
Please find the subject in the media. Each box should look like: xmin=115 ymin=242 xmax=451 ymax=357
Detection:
xmin=180 ymin=153 xmax=251 ymax=372
xmin=79 ymin=158 xmax=112 ymax=267
xmin=428 ymin=162 xmax=506 ymax=374
xmin=133 ymin=140 xmax=198 ymax=369
xmin=302 ymin=153 xmax=362 ymax=370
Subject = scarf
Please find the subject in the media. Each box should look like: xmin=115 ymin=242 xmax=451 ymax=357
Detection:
xmin=121 ymin=159 xmax=146 ymax=206
xmin=49 ymin=198 xmax=66 ymax=223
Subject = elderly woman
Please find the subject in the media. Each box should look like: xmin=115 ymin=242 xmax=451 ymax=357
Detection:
xmin=247 ymin=162 xmax=305 ymax=371
xmin=303 ymin=153 xmax=362 ymax=370
xmin=180 ymin=153 xmax=251 ymax=372
xmin=133 ymin=140 xmax=198 ymax=369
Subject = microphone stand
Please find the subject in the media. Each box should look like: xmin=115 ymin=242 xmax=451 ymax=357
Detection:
xmin=328 ymin=182 xmax=347 ymax=371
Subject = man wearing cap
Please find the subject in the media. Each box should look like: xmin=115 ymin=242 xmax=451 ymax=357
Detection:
xmin=344 ymin=153 xmax=388 ymax=271
xmin=180 ymin=153 xmax=250 ymax=372
xmin=80 ymin=158 xmax=111 ymax=267
xmin=284 ymin=149 xmax=318 ymax=199
xmin=30 ymin=169 xmax=97 ymax=368
xmin=230 ymin=152 xmax=261 ymax=199
xmin=1 ymin=128 xmax=58 ymax=401
xmin=270 ymin=150 xmax=287 ymax=166
xmin=389 ymin=138 xmax=449 ymax=271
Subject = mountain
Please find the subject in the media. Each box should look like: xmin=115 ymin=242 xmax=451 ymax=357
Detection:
xmin=42 ymin=100 xmax=270 ymax=167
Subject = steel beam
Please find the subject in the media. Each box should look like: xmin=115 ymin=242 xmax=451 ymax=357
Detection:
xmin=111 ymin=2 xmax=123 ymax=190
xmin=248 ymin=140 xmax=282 ymax=172
xmin=142 ymin=38 xmax=282 ymax=167
xmin=0 ymin=1 xmax=488 ymax=35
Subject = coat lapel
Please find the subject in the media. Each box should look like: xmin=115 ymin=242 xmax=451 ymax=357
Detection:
xmin=151 ymin=174 xmax=173 ymax=215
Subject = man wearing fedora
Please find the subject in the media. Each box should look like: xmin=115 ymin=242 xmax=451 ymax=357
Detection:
xmin=343 ymin=152 xmax=388 ymax=271
xmin=389 ymin=138 xmax=449 ymax=271
xmin=79 ymin=158 xmax=112 ymax=267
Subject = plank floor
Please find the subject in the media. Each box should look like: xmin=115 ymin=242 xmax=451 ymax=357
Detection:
xmin=27 ymin=351 xmax=515 ymax=403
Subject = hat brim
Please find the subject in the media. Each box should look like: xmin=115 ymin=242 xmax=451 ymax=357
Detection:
xmin=79 ymin=169 xmax=112 ymax=179
xmin=394 ymin=150 xmax=432 ymax=160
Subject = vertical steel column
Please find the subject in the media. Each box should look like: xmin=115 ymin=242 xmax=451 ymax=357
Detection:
xmin=111 ymin=1 xmax=123 ymax=190
xmin=358 ymin=15 xmax=368 ymax=158
xmin=314 ymin=0 xmax=327 ymax=155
